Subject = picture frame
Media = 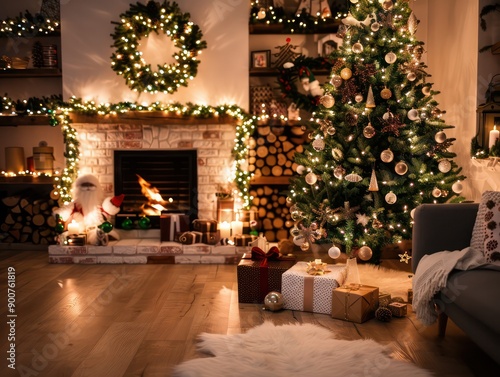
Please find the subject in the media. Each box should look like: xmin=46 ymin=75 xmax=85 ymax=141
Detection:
xmin=251 ymin=50 xmax=271 ymax=69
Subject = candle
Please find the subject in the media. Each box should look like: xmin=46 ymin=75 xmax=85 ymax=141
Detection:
xmin=219 ymin=221 xmax=231 ymax=239
xmin=231 ymin=215 xmax=243 ymax=237
xmin=489 ymin=125 xmax=499 ymax=149
xmin=67 ymin=220 xmax=80 ymax=235
xmin=315 ymin=259 xmax=322 ymax=265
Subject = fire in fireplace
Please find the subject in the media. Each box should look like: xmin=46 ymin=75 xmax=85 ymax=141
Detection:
xmin=114 ymin=150 xmax=198 ymax=228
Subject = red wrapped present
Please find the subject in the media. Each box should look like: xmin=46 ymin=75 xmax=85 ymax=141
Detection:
xmin=234 ymin=234 xmax=257 ymax=246
xmin=237 ymin=246 xmax=295 ymax=304
xmin=193 ymin=219 xmax=218 ymax=232
xmin=178 ymin=231 xmax=203 ymax=245
xmin=160 ymin=214 xmax=190 ymax=241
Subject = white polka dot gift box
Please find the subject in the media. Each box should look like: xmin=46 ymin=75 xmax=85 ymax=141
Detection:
xmin=281 ymin=261 xmax=348 ymax=314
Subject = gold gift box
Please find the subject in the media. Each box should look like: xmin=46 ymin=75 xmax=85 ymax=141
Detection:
xmin=388 ymin=302 xmax=408 ymax=317
xmin=332 ymin=284 xmax=379 ymax=323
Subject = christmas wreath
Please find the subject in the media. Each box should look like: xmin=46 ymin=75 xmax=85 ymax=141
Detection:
xmin=110 ymin=0 xmax=207 ymax=94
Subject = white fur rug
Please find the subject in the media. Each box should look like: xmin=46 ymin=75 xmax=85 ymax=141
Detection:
xmin=356 ymin=263 xmax=413 ymax=298
xmin=172 ymin=322 xmax=431 ymax=377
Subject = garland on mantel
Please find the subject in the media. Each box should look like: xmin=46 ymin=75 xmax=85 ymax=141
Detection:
xmin=0 ymin=10 xmax=60 ymax=37
xmin=1 ymin=95 xmax=256 ymax=209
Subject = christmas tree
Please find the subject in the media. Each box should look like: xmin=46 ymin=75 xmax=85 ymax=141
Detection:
xmin=286 ymin=0 xmax=466 ymax=262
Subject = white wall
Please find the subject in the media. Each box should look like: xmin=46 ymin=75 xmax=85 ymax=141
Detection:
xmin=60 ymin=0 xmax=249 ymax=108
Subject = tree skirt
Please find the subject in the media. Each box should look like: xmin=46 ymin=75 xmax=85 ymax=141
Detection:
xmin=172 ymin=322 xmax=431 ymax=377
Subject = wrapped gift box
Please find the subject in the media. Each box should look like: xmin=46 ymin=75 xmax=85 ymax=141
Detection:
xmin=332 ymin=284 xmax=379 ymax=323
xmin=201 ymin=231 xmax=219 ymax=245
xmin=234 ymin=234 xmax=257 ymax=246
xmin=193 ymin=219 xmax=218 ymax=232
xmin=160 ymin=214 xmax=190 ymax=241
xmin=281 ymin=261 xmax=348 ymax=315
xmin=178 ymin=231 xmax=203 ymax=245
xmin=388 ymin=302 xmax=407 ymax=317
xmin=237 ymin=248 xmax=295 ymax=304
xmin=379 ymin=292 xmax=392 ymax=308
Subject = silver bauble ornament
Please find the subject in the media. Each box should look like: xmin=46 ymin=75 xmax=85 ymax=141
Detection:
xmin=264 ymin=291 xmax=284 ymax=311
xmin=340 ymin=67 xmax=352 ymax=80
xmin=330 ymin=75 xmax=343 ymax=88
xmin=395 ymin=161 xmax=408 ymax=175
xmin=363 ymin=124 xmax=376 ymax=138
xmin=435 ymin=131 xmax=447 ymax=143
xmin=305 ymin=172 xmax=318 ymax=185
xmin=407 ymin=72 xmax=417 ymax=81
xmin=352 ymin=42 xmax=364 ymax=54
xmin=383 ymin=0 xmax=394 ymax=11
xmin=452 ymin=181 xmax=463 ymax=194
xmin=385 ymin=191 xmax=397 ymax=204
xmin=438 ymin=159 xmax=452 ymax=173
xmin=380 ymin=148 xmax=394 ymax=163
xmin=312 ymin=138 xmax=325 ymax=151
xmin=385 ymin=52 xmax=397 ymax=64
xmin=371 ymin=22 xmax=380 ymax=32
xmin=407 ymin=109 xmax=419 ymax=121
xmin=328 ymin=246 xmax=341 ymax=259
xmin=422 ymin=86 xmax=431 ymax=96
xmin=358 ymin=245 xmax=373 ymax=261
xmin=320 ymin=94 xmax=335 ymax=108
xmin=296 ymin=165 xmax=306 ymax=174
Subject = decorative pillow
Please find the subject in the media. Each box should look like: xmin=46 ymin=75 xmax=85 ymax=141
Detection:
xmin=470 ymin=191 xmax=500 ymax=265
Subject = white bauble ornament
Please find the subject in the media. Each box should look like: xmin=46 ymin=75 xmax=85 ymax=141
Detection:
xmin=333 ymin=166 xmax=346 ymax=179
xmin=283 ymin=62 xmax=294 ymax=69
xmin=407 ymin=109 xmax=419 ymax=121
xmin=363 ymin=124 xmax=376 ymax=138
xmin=432 ymin=187 xmax=442 ymax=198
xmin=395 ymin=161 xmax=408 ymax=175
xmin=407 ymin=72 xmax=417 ymax=81
xmin=371 ymin=22 xmax=380 ymax=32
xmin=385 ymin=52 xmax=397 ymax=64
xmin=358 ymin=245 xmax=373 ymax=261
xmin=340 ymin=67 xmax=352 ymax=80
xmin=330 ymin=75 xmax=343 ymax=88
xmin=355 ymin=94 xmax=364 ymax=103
xmin=383 ymin=0 xmax=394 ymax=11
xmin=410 ymin=208 xmax=416 ymax=219
xmin=305 ymin=172 xmax=318 ymax=185
xmin=435 ymin=131 xmax=447 ymax=143
xmin=383 ymin=110 xmax=392 ymax=120
xmin=438 ymin=159 xmax=452 ymax=173
xmin=328 ymin=246 xmax=341 ymax=259
xmin=385 ymin=191 xmax=397 ymax=204
xmin=422 ymin=86 xmax=431 ymax=96
xmin=312 ymin=138 xmax=325 ymax=151
xmin=380 ymin=148 xmax=394 ymax=163
xmin=352 ymin=42 xmax=364 ymax=54
xmin=320 ymin=94 xmax=335 ymax=108
xmin=452 ymin=181 xmax=463 ymax=194
xmin=296 ymin=165 xmax=306 ymax=175
xmin=350 ymin=0 xmax=359 ymax=3
xmin=293 ymin=235 xmax=305 ymax=246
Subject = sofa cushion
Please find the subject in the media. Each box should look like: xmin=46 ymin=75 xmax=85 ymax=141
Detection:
xmin=440 ymin=269 xmax=500 ymax=333
xmin=470 ymin=191 xmax=500 ymax=265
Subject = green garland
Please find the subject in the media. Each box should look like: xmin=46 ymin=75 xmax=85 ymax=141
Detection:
xmin=110 ymin=1 xmax=207 ymax=94
xmin=0 ymin=10 xmax=60 ymax=37
xmin=1 ymin=95 xmax=255 ymax=209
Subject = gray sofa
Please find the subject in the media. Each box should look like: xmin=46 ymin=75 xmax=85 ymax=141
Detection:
xmin=412 ymin=203 xmax=500 ymax=364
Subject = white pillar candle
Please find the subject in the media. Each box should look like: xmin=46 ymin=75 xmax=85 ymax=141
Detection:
xmin=231 ymin=215 xmax=243 ymax=237
xmin=219 ymin=221 xmax=231 ymax=239
xmin=67 ymin=220 xmax=80 ymax=235
xmin=489 ymin=125 xmax=499 ymax=149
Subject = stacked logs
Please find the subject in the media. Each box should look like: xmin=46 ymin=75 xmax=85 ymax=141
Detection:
xmin=248 ymin=123 xmax=308 ymax=242
xmin=1 ymin=194 xmax=57 ymax=245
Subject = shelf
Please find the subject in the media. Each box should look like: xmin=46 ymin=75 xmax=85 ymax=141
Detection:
xmin=250 ymin=176 xmax=292 ymax=185
xmin=0 ymin=176 xmax=56 ymax=185
xmin=250 ymin=68 xmax=331 ymax=77
xmin=249 ymin=20 xmax=341 ymax=34
xmin=0 ymin=115 xmax=51 ymax=126
xmin=0 ymin=68 xmax=61 ymax=78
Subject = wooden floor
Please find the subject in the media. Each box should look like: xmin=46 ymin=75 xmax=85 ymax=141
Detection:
xmin=0 ymin=249 xmax=498 ymax=377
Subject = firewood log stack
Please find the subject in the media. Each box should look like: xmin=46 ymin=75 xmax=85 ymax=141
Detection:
xmin=248 ymin=123 xmax=308 ymax=242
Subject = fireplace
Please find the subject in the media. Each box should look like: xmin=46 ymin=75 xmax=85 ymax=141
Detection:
xmin=114 ymin=149 xmax=198 ymax=227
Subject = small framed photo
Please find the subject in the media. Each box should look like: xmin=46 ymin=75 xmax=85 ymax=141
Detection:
xmin=251 ymin=50 xmax=271 ymax=69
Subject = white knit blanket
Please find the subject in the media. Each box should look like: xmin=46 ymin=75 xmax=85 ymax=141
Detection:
xmin=412 ymin=247 xmax=486 ymax=326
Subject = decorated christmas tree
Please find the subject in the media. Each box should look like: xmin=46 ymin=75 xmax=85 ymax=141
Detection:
xmin=286 ymin=0 xmax=466 ymax=262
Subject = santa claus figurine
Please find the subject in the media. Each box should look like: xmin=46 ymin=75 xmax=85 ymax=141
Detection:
xmin=54 ymin=173 xmax=124 ymax=245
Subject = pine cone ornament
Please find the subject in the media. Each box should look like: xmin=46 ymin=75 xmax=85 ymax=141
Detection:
xmin=375 ymin=307 xmax=393 ymax=322
xmin=391 ymin=296 xmax=405 ymax=304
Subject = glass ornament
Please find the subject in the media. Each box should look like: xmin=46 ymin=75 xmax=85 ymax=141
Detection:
xmin=99 ymin=221 xmax=114 ymax=233
xmin=407 ymin=72 xmax=417 ymax=81
xmin=435 ymin=131 xmax=447 ymax=143
xmin=327 ymin=126 xmax=336 ymax=135
xmin=380 ymin=88 xmax=392 ymax=99
xmin=138 ymin=216 xmax=151 ymax=229
xmin=290 ymin=226 xmax=301 ymax=237
xmin=371 ymin=22 xmax=380 ymax=32
xmin=305 ymin=172 xmax=318 ymax=185
xmin=355 ymin=94 xmax=364 ymax=103
xmin=363 ymin=124 xmax=376 ymax=138
xmin=328 ymin=246 xmax=341 ymax=259
xmin=395 ymin=161 xmax=408 ymax=175
xmin=291 ymin=211 xmax=302 ymax=221
xmin=452 ymin=181 xmax=463 ymax=194
xmin=312 ymin=138 xmax=325 ymax=151
xmin=380 ymin=148 xmax=394 ymax=163
xmin=296 ymin=165 xmax=306 ymax=174
xmin=438 ymin=159 xmax=452 ymax=173
xmin=264 ymin=291 xmax=284 ymax=311
xmin=432 ymin=187 xmax=442 ymax=198
xmin=383 ymin=0 xmax=394 ymax=11
xmin=121 ymin=217 xmax=134 ymax=230
xmin=385 ymin=191 xmax=397 ymax=204
xmin=385 ymin=52 xmax=397 ymax=64
xmin=333 ymin=166 xmax=346 ymax=179
xmin=352 ymin=42 xmax=363 ymax=54
xmin=407 ymin=109 xmax=419 ymax=121
xmin=422 ymin=86 xmax=431 ymax=96
xmin=55 ymin=222 xmax=65 ymax=234
xmin=330 ymin=75 xmax=343 ymax=88
xmin=293 ymin=235 xmax=305 ymax=246
xmin=320 ymin=94 xmax=335 ymax=108
xmin=340 ymin=67 xmax=352 ymax=80
xmin=358 ymin=245 xmax=373 ymax=261
xmin=382 ymin=110 xmax=392 ymax=120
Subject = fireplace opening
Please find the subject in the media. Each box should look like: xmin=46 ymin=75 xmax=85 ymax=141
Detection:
xmin=114 ymin=150 xmax=198 ymax=228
